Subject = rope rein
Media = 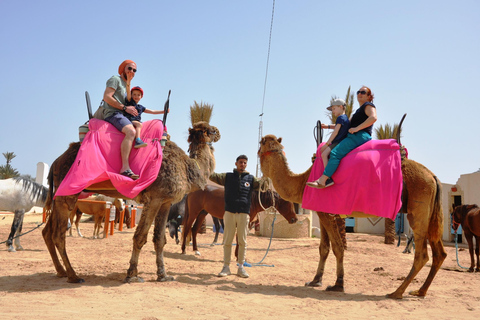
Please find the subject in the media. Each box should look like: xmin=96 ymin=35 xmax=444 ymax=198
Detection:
xmin=250 ymin=176 xmax=277 ymax=267
xmin=0 ymin=222 xmax=44 ymax=245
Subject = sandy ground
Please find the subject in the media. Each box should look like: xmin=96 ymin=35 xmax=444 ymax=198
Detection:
xmin=0 ymin=212 xmax=479 ymax=320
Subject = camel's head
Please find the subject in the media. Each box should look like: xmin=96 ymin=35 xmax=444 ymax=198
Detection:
xmin=258 ymin=134 xmax=283 ymax=156
xmin=188 ymin=121 xmax=221 ymax=145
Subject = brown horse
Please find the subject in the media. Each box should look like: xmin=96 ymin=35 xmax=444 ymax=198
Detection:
xmin=181 ymin=183 xmax=298 ymax=255
xmin=452 ymin=204 xmax=480 ymax=272
xmin=69 ymin=196 xmax=125 ymax=238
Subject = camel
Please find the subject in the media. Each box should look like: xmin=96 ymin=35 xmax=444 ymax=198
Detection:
xmin=257 ymin=127 xmax=446 ymax=299
xmin=43 ymin=121 xmax=220 ymax=283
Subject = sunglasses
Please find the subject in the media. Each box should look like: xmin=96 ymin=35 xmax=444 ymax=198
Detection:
xmin=356 ymin=90 xmax=367 ymax=95
xmin=128 ymin=67 xmax=137 ymax=73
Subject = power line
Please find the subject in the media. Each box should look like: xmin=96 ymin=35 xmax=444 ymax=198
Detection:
xmin=256 ymin=0 xmax=275 ymax=177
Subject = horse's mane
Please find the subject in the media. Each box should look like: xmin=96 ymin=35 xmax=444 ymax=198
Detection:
xmin=13 ymin=177 xmax=48 ymax=203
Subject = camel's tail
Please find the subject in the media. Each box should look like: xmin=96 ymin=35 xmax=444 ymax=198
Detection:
xmin=427 ymin=175 xmax=443 ymax=241
xmin=43 ymin=164 xmax=55 ymax=219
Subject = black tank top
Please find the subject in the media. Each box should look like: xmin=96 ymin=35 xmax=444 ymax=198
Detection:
xmin=350 ymin=102 xmax=376 ymax=136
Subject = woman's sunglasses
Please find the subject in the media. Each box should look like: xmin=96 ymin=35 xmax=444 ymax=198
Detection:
xmin=128 ymin=67 xmax=137 ymax=73
xmin=356 ymin=90 xmax=367 ymax=95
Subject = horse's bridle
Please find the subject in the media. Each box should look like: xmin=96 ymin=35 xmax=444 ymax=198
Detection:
xmin=451 ymin=213 xmax=461 ymax=232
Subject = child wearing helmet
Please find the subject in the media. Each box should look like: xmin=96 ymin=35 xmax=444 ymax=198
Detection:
xmin=125 ymin=83 xmax=167 ymax=148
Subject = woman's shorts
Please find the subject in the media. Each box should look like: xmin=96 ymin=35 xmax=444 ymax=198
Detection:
xmin=104 ymin=112 xmax=133 ymax=132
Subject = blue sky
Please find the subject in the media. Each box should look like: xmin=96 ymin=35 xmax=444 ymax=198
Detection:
xmin=1 ymin=0 xmax=479 ymax=185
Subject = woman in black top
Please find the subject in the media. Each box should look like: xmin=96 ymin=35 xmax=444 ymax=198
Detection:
xmin=308 ymin=86 xmax=377 ymax=189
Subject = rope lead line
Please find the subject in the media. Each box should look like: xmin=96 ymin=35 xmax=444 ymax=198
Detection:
xmin=0 ymin=222 xmax=44 ymax=245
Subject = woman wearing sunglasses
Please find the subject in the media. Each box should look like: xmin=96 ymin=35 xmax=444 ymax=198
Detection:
xmin=307 ymin=86 xmax=377 ymax=189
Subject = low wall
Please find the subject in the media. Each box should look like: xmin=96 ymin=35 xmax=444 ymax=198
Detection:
xmin=258 ymin=209 xmax=311 ymax=238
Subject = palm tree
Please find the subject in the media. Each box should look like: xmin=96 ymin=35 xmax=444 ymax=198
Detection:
xmin=375 ymin=124 xmax=402 ymax=244
xmin=0 ymin=151 xmax=20 ymax=179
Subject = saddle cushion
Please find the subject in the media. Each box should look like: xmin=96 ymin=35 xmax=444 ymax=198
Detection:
xmin=55 ymin=118 xmax=163 ymax=199
xmin=302 ymin=139 xmax=402 ymax=220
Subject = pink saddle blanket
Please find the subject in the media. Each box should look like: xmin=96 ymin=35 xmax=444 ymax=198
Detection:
xmin=302 ymin=139 xmax=402 ymax=220
xmin=55 ymin=118 xmax=164 ymax=199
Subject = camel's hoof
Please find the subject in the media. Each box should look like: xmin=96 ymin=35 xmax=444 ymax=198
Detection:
xmin=386 ymin=293 xmax=403 ymax=299
xmin=468 ymin=268 xmax=475 ymax=273
xmin=408 ymin=290 xmax=426 ymax=298
xmin=7 ymin=245 xmax=16 ymax=252
xmin=305 ymin=281 xmax=321 ymax=287
xmin=326 ymin=285 xmax=344 ymax=292
xmin=210 ymin=243 xmax=216 ymax=247
xmin=157 ymin=275 xmax=175 ymax=282
xmin=195 ymin=251 xmax=201 ymax=256
xmin=15 ymin=245 xmax=24 ymax=251
xmin=67 ymin=277 xmax=85 ymax=283
xmin=175 ymin=240 xmax=180 ymax=245
xmin=124 ymin=276 xmax=144 ymax=283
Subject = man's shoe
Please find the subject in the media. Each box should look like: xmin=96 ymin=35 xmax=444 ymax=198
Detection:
xmin=218 ymin=265 xmax=231 ymax=277
xmin=237 ymin=266 xmax=249 ymax=278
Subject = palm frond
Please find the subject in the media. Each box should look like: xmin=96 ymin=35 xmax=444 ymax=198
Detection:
xmin=190 ymin=101 xmax=214 ymax=125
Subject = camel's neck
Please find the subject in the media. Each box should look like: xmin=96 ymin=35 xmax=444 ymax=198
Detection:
xmin=189 ymin=143 xmax=215 ymax=179
xmin=260 ymin=152 xmax=311 ymax=204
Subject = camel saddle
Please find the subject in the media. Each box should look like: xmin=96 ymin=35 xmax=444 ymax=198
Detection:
xmin=302 ymin=139 xmax=403 ymax=220
xmin=55 ymin=119 xmax=164 ymax=199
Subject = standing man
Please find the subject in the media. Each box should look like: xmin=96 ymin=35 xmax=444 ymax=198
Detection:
xmin=210 ymin=155 xmax=260 ymax=278
xmin=100 ymin=59 xmax=140 ymax=180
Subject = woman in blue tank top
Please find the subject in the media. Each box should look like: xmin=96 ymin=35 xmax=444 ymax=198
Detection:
xmin=307 ymin=86 xmax=377 ymax=189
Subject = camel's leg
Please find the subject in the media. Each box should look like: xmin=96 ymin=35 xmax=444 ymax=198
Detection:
xmin=153 ymin=201 xmax=174 ymax=282
xmin=125 ymin=199 xmax=162 ymax=283
xmin=408 ymin=238 xmax=447 ymax=297
xmin=42 ymin=210 xmax=67 ymax=277
xmin=44 ymin=196 xmax=84 ymax=282
xmin=307 ymin=212 xmax=344 ymax=291
xmin=464 ymin=232 xmax=475 ymax=272
xmin=388 ymin=231 xmax=429 ymax=299
xmin=305 ymin=220 xmax=330 ymax=287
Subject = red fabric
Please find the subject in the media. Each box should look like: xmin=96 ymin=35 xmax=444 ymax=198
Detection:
xmin=55 ymin=119 xmax=163 ymax=199
xmin=302 ymin=139 xmax=402 ymax=220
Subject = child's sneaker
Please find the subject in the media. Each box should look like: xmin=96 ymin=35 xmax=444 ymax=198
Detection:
xmin=134 ymin=138 xmax=147 ymax=149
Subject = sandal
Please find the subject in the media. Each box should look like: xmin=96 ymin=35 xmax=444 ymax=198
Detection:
xmin=120 ymin=169 xmax=139 ymax=180
xmin=306 ymin=180 xmax=325 ymax=189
